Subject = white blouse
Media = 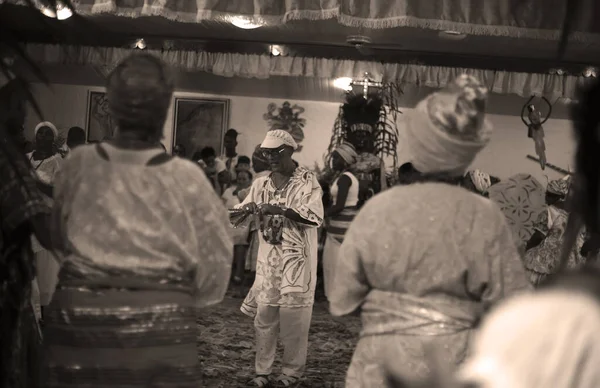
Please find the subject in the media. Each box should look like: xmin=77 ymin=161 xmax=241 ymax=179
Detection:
xmin=330 ymin=171 xmax=360 ymax=208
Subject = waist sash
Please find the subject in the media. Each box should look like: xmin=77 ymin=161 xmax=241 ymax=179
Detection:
xmin=360 ymin=290 xmax=479 ymax=337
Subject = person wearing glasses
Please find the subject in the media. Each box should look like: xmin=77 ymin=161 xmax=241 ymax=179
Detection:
xmin=232 ymin=130 xmax=323 ymax=387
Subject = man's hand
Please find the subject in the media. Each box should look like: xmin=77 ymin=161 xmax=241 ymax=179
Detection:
xmin=242 ymin=202 xmax=259 ymax=214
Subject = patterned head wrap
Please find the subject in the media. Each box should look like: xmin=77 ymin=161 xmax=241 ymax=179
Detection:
xmin=107 ymin=54 xmax=174 ymax=133
xmin=469 ymin=169 xmax=492 ymax=193
xmin=34 ymin=121 xmax=58 ymax=138
xmin=459 ymin=290 xmax=600 ymax=388
xmin=547 ymin=174 xmax=572 ymax=198
xmin=333 ymin=142 xmax=358 ymax=165
xmin=404 ymin=74 xmax=492 ymax=176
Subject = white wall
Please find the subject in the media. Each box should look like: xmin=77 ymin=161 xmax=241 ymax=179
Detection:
xmin=25 ymin=82 xmax=575 ymax=183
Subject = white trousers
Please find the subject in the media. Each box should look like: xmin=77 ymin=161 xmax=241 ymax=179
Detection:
xmin=254 ymin=304 xmax=313 ymax=378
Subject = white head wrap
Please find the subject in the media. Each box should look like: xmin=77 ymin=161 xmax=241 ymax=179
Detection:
xmin=333 ymin=142 xmax=358 ymax=165
xmin=260 ymin=129 xmax=298 ymax=150
xmin=34 ymin=121 xmax=58 ymax=137
xmin=405 ymin=74 xmax=492 ymax=176
xmin=459 ymin=290 xmax=600 ymax=388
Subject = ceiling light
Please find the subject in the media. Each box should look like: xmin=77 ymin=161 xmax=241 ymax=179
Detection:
xmin=40 ymin=7 xmax=56 ymax=18
xmin=56 ymin=3 xmax=73 ymax=20
xmin=40 ymin=1 xmax=72 ymax=20
xmin=583 ymin=67 xmax=598 ymax=78
xmin=270 ymin=45 xmax=282 ymax=56
xmin=230 ymin=16 xmax=265 ymax=29
xmin=333 ymin=77 xmax=353 ymax=91
xmin=438 ymin=30 xmax=467 ymax=40
xmin=135 ymin=39 xmax=147 ymax=50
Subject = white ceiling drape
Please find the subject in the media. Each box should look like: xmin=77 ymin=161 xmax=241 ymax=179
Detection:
xmin=26 ymin=44 xmax=588 ymax=100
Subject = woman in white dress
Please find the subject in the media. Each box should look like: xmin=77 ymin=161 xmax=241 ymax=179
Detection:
xmin=27 ymin=121 xmax=62 ymax=314
xmin=322 ymin=142 xmax=360 ymax=301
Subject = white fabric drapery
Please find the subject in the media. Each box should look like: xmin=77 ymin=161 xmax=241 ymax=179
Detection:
xmin=26 ymin=44 xmax=587 ymax=100
xmin=33 ymin=0 xmax=599 ymax=41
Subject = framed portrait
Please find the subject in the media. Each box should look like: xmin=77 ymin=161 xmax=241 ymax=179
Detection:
xmin=86 ymin=90 xmax=116 ymax=142
xmin=172 ymin=97 xmax=230 ymax=160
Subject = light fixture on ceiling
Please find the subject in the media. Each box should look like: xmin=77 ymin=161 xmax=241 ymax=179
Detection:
xmin=39 ymin=1 xmax=73 ymax=20
xmin=438 ymin=30 xmax=467 ymax=40
xmin=333 ymin=77 xmax=353 ymax=91
xmin=230 ymin=16 xmax=265 ymax=29
xmin=550 ymin=68 xmax=566 ymax=76
xmin=583 ymin=67 xmax=598 ymax=78
xmin=135 ymin=38 xmax=147 ymax=50
xmin=270 ymin=45 xmax=283 ymax=56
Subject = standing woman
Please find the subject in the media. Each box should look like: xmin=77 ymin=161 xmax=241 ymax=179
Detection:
xmin=329 ymin=75 xmax=531 ymax=387
xmin=28 ymin=121 xmax=62 ymax=313
xmin=322 ymin=142 xmax=359 ymax=301
xmin=44 ymin=53 xmax=233 ymax=387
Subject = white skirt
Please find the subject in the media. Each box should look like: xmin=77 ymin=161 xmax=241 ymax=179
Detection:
xmin=322 ymin=233 xmax=341 ymax=300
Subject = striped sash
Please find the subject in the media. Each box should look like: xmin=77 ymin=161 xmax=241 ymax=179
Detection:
xmin=327 ymin=207 xmax=358 ymax=243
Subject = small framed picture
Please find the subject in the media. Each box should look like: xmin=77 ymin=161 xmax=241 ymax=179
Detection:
xmin=85 ymin=89 xmax=115 ymax=142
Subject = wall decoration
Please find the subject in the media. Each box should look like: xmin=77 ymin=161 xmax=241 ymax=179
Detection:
xmin=86 ymin=90 xmax=116 ymax=142
xmin=263 ymin=101 xmax=306 ymax=152
xmin=521 ymin=95 xmax=552 ymax=170
xmin=172 ymin=97 xmax=230 ymax=160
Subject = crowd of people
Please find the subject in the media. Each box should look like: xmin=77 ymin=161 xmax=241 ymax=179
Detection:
xmin=2 ymin=52 xmax=600 ymax=388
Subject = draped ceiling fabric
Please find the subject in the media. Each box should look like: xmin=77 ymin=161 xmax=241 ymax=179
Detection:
xmin=26 ymin=44 xmax=587 ymax=100
xmin=71 ymin=0 xmax=600 ymax=40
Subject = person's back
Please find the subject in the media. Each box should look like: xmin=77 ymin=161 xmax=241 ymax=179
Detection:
xmin=54 ymin=143 xmax=230 ymax=288
xmin=44 ymin=53 xmax=233 ymax=388
xmin=335 ymin=183 xmax=529 ymax=306
xmin=329 ymin=182 xmax=531 ymax=384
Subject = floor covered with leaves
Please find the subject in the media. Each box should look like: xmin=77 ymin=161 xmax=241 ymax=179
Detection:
xmin=197 ymin=286 xmax=361 ymax=387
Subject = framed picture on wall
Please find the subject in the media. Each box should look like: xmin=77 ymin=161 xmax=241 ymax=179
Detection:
xmin=86 ymin=90 xmax=116 ymax=142
xmin=172 ymin=97 xmax=230 ymax=160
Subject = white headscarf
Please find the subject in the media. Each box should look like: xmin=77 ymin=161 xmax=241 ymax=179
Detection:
xmin=404 ymin=75 xmax=492 ymax=176
xmin=333 ymin=142 xmax=358 ymax=165
xmin=459 ymin=290 xmax=600 ymax=388
xmin=34 ymin=121 xmax=58 ymax=137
